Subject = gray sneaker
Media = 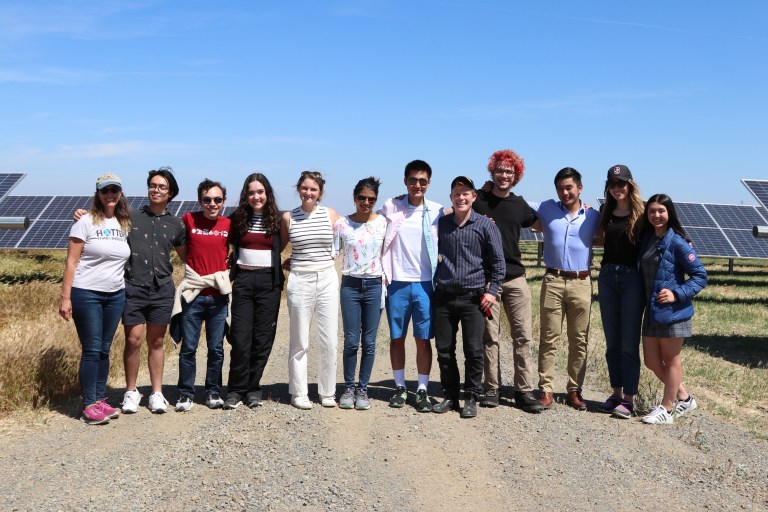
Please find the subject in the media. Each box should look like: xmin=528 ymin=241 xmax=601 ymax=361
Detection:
xmin=355 ymin=388 xmax=370 ymax=410
xmin=246 ymin=390 xmax=263 ymax=408
xmin=339 ymin=387 xmax=355 ymax=409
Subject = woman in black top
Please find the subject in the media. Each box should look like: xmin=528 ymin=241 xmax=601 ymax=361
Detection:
xmin=596 ymin=165 xmax=646 ymax=419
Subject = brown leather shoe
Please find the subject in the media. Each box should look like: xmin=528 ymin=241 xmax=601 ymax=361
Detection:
xmin=566 ymin=390 xmax=587 ymax=411
xmin=538 ymin=391 xmax=553 ymax=410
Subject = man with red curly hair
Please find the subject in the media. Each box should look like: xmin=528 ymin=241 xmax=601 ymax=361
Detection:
xmin=473 ymin=149 xmax=543 ymax=412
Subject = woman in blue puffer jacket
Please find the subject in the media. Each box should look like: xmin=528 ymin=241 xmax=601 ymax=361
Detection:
xmin=639 ymin=193 xmax=707 ymax=425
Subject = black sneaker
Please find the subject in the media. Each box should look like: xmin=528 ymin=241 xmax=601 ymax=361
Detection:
xmin=480 ymin=388 xmax=499 ymax=407
xmin=206 ymin=392 xmax=224 ymax=409
xmin=246 ymin=390 xmax=263 ymax=408
xmin=223 ymin=393 xmax=242 ymax=410
xmin=389 ymin=386 xmax=408 ymax=408
xmin=514 ymin=390 xmax=544 ymax=413
xmin=415 ymin=389 xmax=432 ymax=412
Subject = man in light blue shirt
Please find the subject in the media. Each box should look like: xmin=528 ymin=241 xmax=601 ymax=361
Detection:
xmin=529 ymin=167 xmax=600 ymax=411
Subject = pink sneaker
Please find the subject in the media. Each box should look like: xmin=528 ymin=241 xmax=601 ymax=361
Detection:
xmin=81 ymin=404 xmax=110 ymax=425
xmin=97 ymin=400 xmax=120 ymax=419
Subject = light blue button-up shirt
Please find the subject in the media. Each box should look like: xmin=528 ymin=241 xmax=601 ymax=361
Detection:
xmin=529 ymin=199 xmax=600 ymax=271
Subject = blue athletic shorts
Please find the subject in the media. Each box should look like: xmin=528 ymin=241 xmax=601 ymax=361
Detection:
xmin=385 ymin=281 xmax=434 ymax=340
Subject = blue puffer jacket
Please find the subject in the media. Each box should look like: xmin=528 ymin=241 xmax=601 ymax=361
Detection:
xmin=643 ymin=228 xmax=707 ymax=325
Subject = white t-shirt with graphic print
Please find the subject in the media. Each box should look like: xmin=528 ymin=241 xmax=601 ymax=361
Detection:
xmin=70 ymin=213 xmax=130 ymax=293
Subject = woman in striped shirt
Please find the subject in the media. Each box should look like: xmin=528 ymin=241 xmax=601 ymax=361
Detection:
xmin=281 ymin=171 xmax=341 ymax=410
xmin=225 ymin=173 xmax=286 ymax=410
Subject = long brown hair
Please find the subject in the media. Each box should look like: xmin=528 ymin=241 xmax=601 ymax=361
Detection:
xmin=598 ymin=178 xmax=644 ymax=245
xmin=232 ymin=173 xmax=281 ymax=236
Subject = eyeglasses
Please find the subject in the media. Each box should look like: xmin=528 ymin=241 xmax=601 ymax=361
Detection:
xmin=356 ymin=195 xmax=377 ymax=203
xmin=148 ymin=183 xmax=169 ymax=192
xmin=202 ymin=196 xmax=224 ymax=204
xmin=99 ymin=186 xmax=121 ymax=194
xmin=607 ymin=180 xmax=627 ymax=189
xmin=493 ymin=168 xmax=515 ymax=176
xmin=406 ymin=177 xmax=429 ymax=186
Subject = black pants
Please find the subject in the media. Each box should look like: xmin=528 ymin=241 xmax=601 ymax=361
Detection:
xmin=227 ymin=269 xmax=281 ymax=395
xmin=433 ymin=289 xmax=485 ymax=400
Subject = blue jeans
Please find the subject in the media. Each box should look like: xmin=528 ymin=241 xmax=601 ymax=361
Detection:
xmin=71 ymin=287 xmax=125 ymax=406
xmin=598 ymin=264 xmax=645 ymax=396
xmin=340 ymin=275 xmax=383 ymax=390
xmin=177 ymin=294 xmax=228 ymax=398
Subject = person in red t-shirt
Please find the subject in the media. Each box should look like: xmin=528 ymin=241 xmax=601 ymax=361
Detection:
xmin=173 ymin=179 xmax=232 ymax=411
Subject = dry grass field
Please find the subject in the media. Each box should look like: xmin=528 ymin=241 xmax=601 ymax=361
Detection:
xmin=1 ymin=246 xmax=766 ymax=437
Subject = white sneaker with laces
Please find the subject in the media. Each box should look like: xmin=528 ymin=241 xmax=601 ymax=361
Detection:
xmin=291 ymin=395 xmax=313 ymax=410
xmin=148 ymin=391 xmax=169 ymax=414
xmin=642 ymin=405 xmax=673 ymax=424
xmin=121 ymin=389 xmax=141 ymax=414
xmin=674 ymin=396 xmax=698 ymax=417
xmin=320 ymin=395 xmax=336 ymax=408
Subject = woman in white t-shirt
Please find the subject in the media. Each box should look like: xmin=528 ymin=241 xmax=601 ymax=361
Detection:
xmin=59 ymin=173 xmax=131 ymax=425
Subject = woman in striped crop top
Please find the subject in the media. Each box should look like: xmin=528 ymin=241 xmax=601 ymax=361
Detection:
xmin=225 ymin=173 xmax=286 ymax=410
xmin=281 ymin=170 xmax=341 ymax=410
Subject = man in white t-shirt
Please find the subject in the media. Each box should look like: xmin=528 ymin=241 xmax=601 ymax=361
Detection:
xmin=379 ymin=160 xmax=443 ymax=412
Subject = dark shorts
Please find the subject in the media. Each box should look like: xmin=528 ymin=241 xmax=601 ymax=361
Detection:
xmin=123 ymin=281 xmax=175 ymax=326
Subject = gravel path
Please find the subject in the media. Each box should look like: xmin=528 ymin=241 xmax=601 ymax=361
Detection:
xmin=1 ymin=300 xmax=767 ymax=511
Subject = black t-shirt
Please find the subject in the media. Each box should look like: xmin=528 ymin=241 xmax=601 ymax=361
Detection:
xmin=472 ymin=189 xmax=537 ymax=280
xmin=601 ymin=213 xmax=644 ymax=268
xmin=125 ymin=206 xmax=187 ymax=287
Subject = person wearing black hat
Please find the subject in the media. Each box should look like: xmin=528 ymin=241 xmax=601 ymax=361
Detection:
xmin=431 ymin=176 xmax=505 ymax=418
xmin=596 ymin=165 xmax=646 ymax=419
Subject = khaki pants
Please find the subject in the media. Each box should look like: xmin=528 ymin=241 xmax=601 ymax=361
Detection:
xmin=482 ymin=275 xmax=535 ymax=392
xmin=537 ymin=273 xmax=592 ymax=393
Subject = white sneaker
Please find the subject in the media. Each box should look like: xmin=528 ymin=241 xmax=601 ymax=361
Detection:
xmin=206 ymin=392 xmax=225 ymax=409
xmin=674 ymin=396 xmax=698 ymax=417
xmin=320 ymin=395 xmax=337 ymax=408
xmin=642 ymin=405 xmax=673 ymax=424
xmin=291 ymin=395 xmax=313 ymax=410
xmin=148 ymin=392 xmax=169 ymax=414
xmin=175 ymin=396 xmax=193 ymax=412
xmin=121 ymin=389 xmax=141 ymax=414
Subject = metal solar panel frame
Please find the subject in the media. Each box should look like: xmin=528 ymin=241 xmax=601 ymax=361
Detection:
xmin=741 ymin=179 xmax=768 ymax=210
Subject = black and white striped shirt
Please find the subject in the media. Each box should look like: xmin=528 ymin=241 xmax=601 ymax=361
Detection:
xmin=288 ymin=205 xmax=334 ymax=271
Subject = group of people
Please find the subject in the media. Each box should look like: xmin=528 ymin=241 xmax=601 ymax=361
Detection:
xmin=59 ymin=151 xmax=707 ymax=426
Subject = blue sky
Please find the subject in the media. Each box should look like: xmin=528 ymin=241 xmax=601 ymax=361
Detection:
xmin=1 ymin=1 xmax=767 ymax=212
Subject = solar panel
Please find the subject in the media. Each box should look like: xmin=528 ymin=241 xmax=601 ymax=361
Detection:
xmin=0 ymin=173 xmax=25 ymax=201
xmin=0 ymin=196 xmax=54 ymax=219
xmin=706 ymin=204 xmax=767 ymax=230
xmin=125 ymin=196 xmax=149 ymax=209
xmin=673 ymin=202 xmax=717 ymax=228
xmin=742 ymin=179 xmax=768 ymax=210
xmin=0 ymin=228 xmax=26 ymax=248
xmin=39 ymin=196 xmax=93 ymax=220
xmin=520 ymin=226 xmax=544 ymax=242
xmin=683 ymin=227 xmax=736 ymax=258
xmin=175 ymin=200 xmax=201 ymax=216
xmin=17 ymin=220 xmax=73 ymax=249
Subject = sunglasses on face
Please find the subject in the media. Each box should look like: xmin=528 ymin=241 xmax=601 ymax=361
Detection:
xmin=356 ymin=195 xmax=377 ymax=203
xmin=607 ymin=180 xmax=627 ymax=189
xmin=202 ymin=196 xmax=224 ymax=204
xmin=406 ymin=177 xmax=429 ymax=186
xmin=99 ymin=186 xmax=121 ymax=194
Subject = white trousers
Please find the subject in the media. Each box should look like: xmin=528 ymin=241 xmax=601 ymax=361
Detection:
xmin=287 ymin=266 xmax=339 ymax=398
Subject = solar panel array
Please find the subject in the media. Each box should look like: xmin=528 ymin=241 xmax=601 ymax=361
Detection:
xmin=597 ymin=198 xmax=768 ymax=259
xmin=742 ymin=179 xmax=768 ymax=210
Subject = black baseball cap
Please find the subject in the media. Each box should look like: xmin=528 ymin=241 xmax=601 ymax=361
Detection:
xmin=450 ymin=176 xmax=476 ymax=190
xmin=607 ymin=164 xmax=632 ymax=182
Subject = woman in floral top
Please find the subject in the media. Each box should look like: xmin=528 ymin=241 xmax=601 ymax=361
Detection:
xmin=334 ymin=177 xmax=387 ymax=410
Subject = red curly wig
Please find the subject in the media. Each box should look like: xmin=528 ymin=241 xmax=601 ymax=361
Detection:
xmin=487 ymin=149 xmax=525 ymax=186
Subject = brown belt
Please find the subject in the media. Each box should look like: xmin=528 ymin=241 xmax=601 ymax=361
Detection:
xmin=546 ymin=268 xmax=590 ymax=280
